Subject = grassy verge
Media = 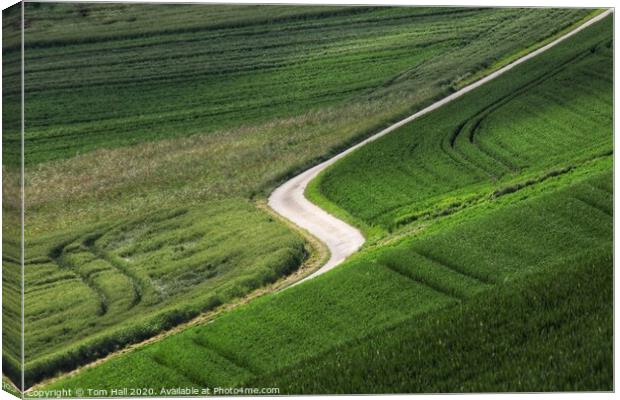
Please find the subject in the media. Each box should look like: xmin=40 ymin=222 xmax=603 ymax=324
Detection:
xmin=305 ymin=175 xmax=384 ymax=239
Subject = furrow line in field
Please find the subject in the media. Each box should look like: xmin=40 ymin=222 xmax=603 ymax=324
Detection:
xmin=268 ymin=9 xmax=613 ymax=284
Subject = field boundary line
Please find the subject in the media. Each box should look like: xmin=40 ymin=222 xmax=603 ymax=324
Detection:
xmin=26 ymin=9 xmax=611 ymax=391
xmin=268 ymin=8 xmax=612 ymax=283
xmin=26 ymin=202 xmax=327 ymax=392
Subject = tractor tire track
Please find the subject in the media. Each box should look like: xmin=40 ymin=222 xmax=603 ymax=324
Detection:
xmin=269 ymin=10 xmax=612 ymax=284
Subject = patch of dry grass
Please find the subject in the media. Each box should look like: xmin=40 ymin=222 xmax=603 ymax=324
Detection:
xmin=25 ymin=94 xmax=416 ymax=236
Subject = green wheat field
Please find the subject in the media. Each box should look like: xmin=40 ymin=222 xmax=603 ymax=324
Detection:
xmin=1 ymin=2 xmax=612 ymax=396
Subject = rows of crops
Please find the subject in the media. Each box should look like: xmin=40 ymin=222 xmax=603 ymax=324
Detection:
xmin=42 ymin=14 xmax=613 ymax=393
xmin=45 ymin=164 xmax=613 ymax=392
xmin=13 ymin=200 xmax=305 ymax=387
xmin=268 ymin=241 xmax=612 ymax=393
xmin=2 ymin=4 xmax=24 ymax=387
xmin=310 ymin=15 xmax=612 ymax=232
xmin=3 ymin=4 xmax=591 ymax=165
xmin=3 ymin=4 xmax=608 ymax=391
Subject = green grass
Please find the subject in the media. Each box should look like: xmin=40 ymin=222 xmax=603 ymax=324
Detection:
xmin=308 ymin=14 xmax=612 ymax=234
xmin=47 ymin=257 xmax=454 ymax=390
xmin=2 ymin=246 xmax=22 ymax=390
xmin=40 ymin=14 xmax=612 ymax=393
xmin=2 ymin=4 xmax=24 ymax=395
xmin=14 ymin=200 xmax=305 ymax=387
xmin=2 ymin=376 xmax=21 ymax=399
xmin=43 ymin=166 xmax=612 ymax=394
xmin=453 ymin=8 xmax=608 ymax=89
xmin=264 ymin=241 xmax=613 ymax=393
xmin=6 ymin=5 xmax=591 ymax=166
xmin=2 ymin=4 xmax=608 ymax=391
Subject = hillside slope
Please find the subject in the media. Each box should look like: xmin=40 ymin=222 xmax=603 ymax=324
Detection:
xmin=310 ymin=14 xmax=612 ymax=233
xmin=10 ymin=5 xmax=594 ymax=389
xmin=40 ymin=12 xmax=612 ymax=394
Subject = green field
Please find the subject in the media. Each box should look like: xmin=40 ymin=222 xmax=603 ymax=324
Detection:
xmin=308 ymin=12 xmax=612 ymax=234
xmin=2 ymin=4 xmax=595 ymax=390
xmin=44 ymin=164 xmax=613 ymax=394
xmin=38 ymin=11 xmax=612 ymax=394
xmin=6 ymin=5 xmax=591 ymax=165
xmin=2 ymin=3 xmax=24 ymax=389
xmin=21 ymin=201 xmax=306 ymax=388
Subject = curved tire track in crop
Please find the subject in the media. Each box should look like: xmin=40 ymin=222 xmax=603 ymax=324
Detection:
xmin=46 ymin=230 xmax=147 ymax=316
xmin=447 ymin=49 xmax=594 ymax=178
xmin=268 ymin=10 xmax=612 ymax=284
xmin=49 ymin=244 xmax=110 ymax=316
xmin=81 ymin=235 xmax=144 ymax=309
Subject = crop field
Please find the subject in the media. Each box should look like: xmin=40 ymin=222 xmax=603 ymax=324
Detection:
xmin=2 ymin=3 xmax=613 ymax=395
xmin=38 ymin=12 xmax=613 ymax=393
xmin=267 ymin=239 xmax=613 ymax=393
xmin=2 ymin=3 xmax=24 ymax=386
xmin=2 ymin=4 xmax=594 ymax=391
xmin=309 ymin=14 xmax=612 ymax=233
xmin=4 ymin=5 xmax=591 ymax=165
xmin=14 ymin=200 xmax=306 ymax=387
xmin=44 ymin=165 xmax=613 ymax=393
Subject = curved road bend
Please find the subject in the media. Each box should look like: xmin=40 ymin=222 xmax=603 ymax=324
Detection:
xmin=268 ymin=9 xmax=612 ymax=285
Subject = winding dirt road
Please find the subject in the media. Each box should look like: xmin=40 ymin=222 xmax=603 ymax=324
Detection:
xmin=268 ymin=9 xmax=612 ymax=284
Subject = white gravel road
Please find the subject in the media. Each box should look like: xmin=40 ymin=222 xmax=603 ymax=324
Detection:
xmin=268 ymin=9 xmax=612 ymax=285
